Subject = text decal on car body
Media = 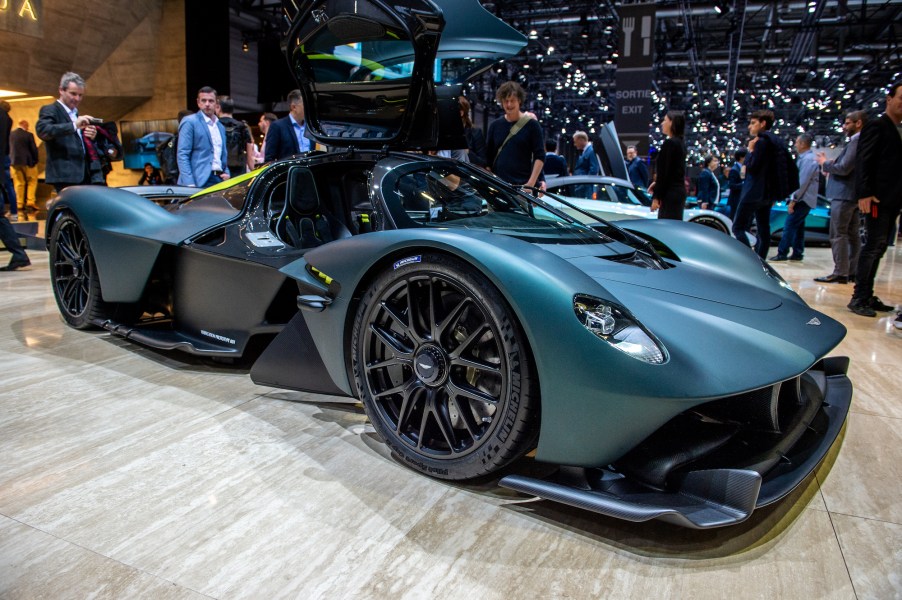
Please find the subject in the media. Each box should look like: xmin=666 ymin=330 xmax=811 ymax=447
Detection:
xmin=201 ymin=330 xmax=236 ymax=345
xmin=394 ymin=256 xmax=422 ymax=270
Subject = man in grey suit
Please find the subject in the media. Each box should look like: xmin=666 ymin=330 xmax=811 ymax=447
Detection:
xmin=36 ymin=72 xmax=100 ymax=194
xmin=177 ymin=86 xmax=230 ymax=188
xmin=814 ymin=111 xmax=867 ymax=284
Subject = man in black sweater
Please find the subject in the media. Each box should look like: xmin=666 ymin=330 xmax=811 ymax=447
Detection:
xmin=485 ymin=81 xmax=544 ymax=188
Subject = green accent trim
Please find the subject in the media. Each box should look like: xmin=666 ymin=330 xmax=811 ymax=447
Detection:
xmin=190 ymin=168 xmax=262 ymax=198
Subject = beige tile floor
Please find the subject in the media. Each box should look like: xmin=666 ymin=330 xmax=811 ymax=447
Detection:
xmin=0 ymin=244 xmax=900 ymax=600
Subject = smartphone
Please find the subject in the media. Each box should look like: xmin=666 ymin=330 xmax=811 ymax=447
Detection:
xmin=88 ymin=117 xmax=103 ymax=125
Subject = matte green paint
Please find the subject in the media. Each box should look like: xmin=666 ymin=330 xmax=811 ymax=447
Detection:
xmin=48 ymin=187 xmax=236 ymax=303
xmin=289 ymin=225 xmax=844 ymax=467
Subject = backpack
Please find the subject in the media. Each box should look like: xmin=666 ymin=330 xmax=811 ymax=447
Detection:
xmin=156 ymin=133 xmax=179 ymax=185
xmin=772 ymin=137 xmax=800 ymax=201
xmin=222 ymin=117 xmax=249 ymax=171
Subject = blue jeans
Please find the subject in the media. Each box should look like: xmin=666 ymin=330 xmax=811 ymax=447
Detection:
xmin=0 ymin=156 xmax=17 ymax=216
xmin=203 ymin=172 xmax=224 ymax=188
xmin=775 ymin=201 xmax=810 ymax=258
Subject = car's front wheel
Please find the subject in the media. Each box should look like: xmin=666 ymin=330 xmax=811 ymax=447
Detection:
xmin=352 ymin=253 xmax=538 ymax=480
xmin=49 ymin=214 xmax=136 ymax=329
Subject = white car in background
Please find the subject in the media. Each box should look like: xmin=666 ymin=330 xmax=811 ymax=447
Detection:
xmin=543 ymin=174 xmax=734 ymax=235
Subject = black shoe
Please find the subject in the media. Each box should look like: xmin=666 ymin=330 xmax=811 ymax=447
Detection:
xmin=868 ymin=296 xmax=895 ymax=312
xmin=0 ymin=259 xmax=31 ymax=271
xmin=769 ymin=255 xmax=789 ymax=262
xmin=848 ymin=299 xmax=877 ymax=317
xmin=788 ymin=255 xmax=804 ymax=261
xmin=814 ymin=274 xmax=848 ymax=284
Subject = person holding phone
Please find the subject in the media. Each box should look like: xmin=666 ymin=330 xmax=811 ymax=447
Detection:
xmin=36 ymin=72 xmax=101 ymax=193
xmin=846 ymin=80 xmax=902 ymax=318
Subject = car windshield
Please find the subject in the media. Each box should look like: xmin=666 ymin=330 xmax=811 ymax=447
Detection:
xmin=393 ymin=162 xmax=640 ymax=246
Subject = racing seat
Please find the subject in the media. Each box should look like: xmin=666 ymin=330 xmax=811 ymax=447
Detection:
xmin=279 ymin=168 xmax=334 ymax=249
xmin=343 ymin=171 xmax=375 ymax=234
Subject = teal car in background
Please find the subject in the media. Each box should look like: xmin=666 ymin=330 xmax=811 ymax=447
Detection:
xmin=770 ymin=195 xmax=831 ymax=243
xmin=688 ymin=193 xmax=832 ymax=243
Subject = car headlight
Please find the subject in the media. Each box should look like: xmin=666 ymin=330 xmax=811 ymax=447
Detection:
xmin=574 ymin=295 xmax=667 ymax=364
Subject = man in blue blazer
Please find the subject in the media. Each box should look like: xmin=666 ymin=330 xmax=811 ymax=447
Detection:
xmin=178 ymin=86 xmax=230 ymax=187
xmin=264 ymin=89 xmax=311 ymax=163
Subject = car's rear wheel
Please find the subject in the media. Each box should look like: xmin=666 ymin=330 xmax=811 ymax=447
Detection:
xmin=49 ymin=214 xmax=136 ymax=329
xmin=689 ymin=215 xmax=730 ymax=234
xmin=352 ymin=253 xmax=537 ymax=480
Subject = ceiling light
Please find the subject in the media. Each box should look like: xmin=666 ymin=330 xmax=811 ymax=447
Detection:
xmin=0 ymin=89 xmax=27 ymax=99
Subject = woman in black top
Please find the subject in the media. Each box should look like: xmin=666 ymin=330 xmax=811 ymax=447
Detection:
xmin=649 ymin=111 xmax=687 ymax=220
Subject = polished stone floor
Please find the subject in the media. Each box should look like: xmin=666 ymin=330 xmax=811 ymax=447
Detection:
xmin=1 ymin=245 xmax=900 ymax=599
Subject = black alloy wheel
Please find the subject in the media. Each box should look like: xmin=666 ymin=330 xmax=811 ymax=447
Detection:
xmin=352 ymin=253 xmax=537 ymax=480
xmin=49 ymin=214 xmax=133 ymax=329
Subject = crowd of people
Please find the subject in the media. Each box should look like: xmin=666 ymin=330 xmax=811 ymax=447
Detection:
xmin=2 ymin=73 xmax=901 ymax=330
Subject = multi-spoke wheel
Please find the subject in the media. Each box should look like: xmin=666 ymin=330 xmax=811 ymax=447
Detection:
xmin=352 ymin=253 xmax=537 ymax=480
xmin=49 ymin=214 xmax=133 ymax=329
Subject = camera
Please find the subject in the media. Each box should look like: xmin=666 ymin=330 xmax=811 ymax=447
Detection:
xmin=87 ymin=117 xmax=103 ymax=125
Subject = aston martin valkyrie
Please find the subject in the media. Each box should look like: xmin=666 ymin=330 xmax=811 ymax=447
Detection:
xmin=45 ymin=0 xmax=851 ymax=529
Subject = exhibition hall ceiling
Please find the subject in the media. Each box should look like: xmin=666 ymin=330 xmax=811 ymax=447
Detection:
xmin=233 ymin=0 xmax=901 ymax=150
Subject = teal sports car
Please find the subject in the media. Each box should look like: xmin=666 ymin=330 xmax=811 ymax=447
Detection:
xmin=44 ymin=0 xmax=851 ymax=529
xmin=770 ymin=195 xmax=832 ymax=243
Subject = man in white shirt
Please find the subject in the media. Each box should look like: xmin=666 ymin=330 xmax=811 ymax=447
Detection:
xmin=177 ymin=86 xmax=230 ymax=188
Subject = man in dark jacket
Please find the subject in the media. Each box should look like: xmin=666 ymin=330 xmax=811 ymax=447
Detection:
xmin=543 ymin=140 xmax=568 ymax=177
xmin=726 ymin=148 xmax=747 ymax=219
xmin=36 ymin=72 xmax=101 ymax=193
xmin=9 ymin=119 xmax=39 ymax=218
xmin=624 ymin=145 xmax=650 ymax=189
xmin=264 ymin=89 xmax=311 ymax=163
xmin=0 ymin=100 xmax=16 ymax=219
xmin=847 ymin=80 xmax=902 ymax=318
xmin=731 ymin=109 xmax=785 ymax=259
